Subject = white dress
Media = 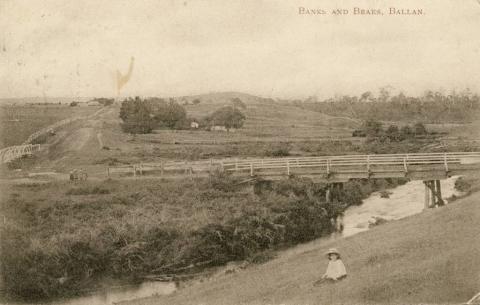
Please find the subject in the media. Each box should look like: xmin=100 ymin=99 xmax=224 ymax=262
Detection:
xmin=324 ymin=259 xmax=347 ymax=280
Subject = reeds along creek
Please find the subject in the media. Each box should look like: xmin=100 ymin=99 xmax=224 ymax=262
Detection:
xmin=0 ymin=173 xmax=408 ymax=300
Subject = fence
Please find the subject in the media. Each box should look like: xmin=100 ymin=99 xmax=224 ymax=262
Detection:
xmin=0 ymin=144 xmax=42 ymax=164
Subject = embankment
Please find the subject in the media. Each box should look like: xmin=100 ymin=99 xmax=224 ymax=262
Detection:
xmin=125 ymin=185 xmax=480 ymax=305
xmin=0 ymin=175 xmax=406 ymax=301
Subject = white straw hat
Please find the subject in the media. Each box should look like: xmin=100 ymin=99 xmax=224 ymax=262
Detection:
xmin=326 ymin=248 xmax=341 ymax=258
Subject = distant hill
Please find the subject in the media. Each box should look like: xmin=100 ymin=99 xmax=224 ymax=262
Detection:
xmin=176 ymin=91 xmax=276 ymax=106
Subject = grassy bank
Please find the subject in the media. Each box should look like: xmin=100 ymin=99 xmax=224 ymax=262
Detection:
xmin=0 ymin=175 xmax=406 ymax=300
xmin=124 ymin=181 xmax=480 ymax=305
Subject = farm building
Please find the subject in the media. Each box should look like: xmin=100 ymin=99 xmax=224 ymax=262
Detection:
xmin=210 ymin=125 xmax=228 ymax=132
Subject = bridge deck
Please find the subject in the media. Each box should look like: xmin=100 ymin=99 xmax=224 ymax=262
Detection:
xmin=108 ymin=152 xmax=480 ymax=182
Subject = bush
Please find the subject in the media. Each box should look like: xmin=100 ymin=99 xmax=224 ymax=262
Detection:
xmin=207 ymin=170 xmax=240 ymax=192
xmin=414 ymin=122 xmax=427 ymax=135
xmin=454 ymin=177 xmax=472 ymax=193
xmin=66 ymin=186 xmax=110 ymax=195
xmin=264 ymin=143 xmax=291 ymax=157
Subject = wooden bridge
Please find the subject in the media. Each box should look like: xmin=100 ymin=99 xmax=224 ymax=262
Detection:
xmin=108 ymin=152 xmax=480 ymax=209
xmin=109 ymin=152 xmax=480 ymax=181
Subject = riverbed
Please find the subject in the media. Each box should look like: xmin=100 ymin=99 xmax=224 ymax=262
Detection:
xmin=5 ymin=177 xmax=460 ymax=305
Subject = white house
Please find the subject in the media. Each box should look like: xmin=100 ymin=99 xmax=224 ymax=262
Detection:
xmin=190 ymin=121 xmax=199 ymax=129
xmin=210 ymin=125 xmax=227 ymax=132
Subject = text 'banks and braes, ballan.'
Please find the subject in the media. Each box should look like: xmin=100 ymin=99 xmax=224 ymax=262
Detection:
xmin=298 ymin=7 xmax=424 ymax=16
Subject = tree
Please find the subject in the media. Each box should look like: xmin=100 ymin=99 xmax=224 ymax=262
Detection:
xmin=119 ymin=97 xmax=155 ymax=134
xmin=413 ymin=122 xmax=427 ymax=135
xmin=209 ymin=106 xmax=246 ymax=130
xmin=400 ymin=125 xmax=413 ymax=139
xmin=231 ymin=98 xmax=246 ymax=109
xmin=386 ymin=125 xmax=400 ymax=142
xmin=192 ymin=98 xmax=201 ymax=105
xmin=153 ymin=99 xmax=187 ymax=129
xmin=363 ymin=119 xmax=383 ymax=138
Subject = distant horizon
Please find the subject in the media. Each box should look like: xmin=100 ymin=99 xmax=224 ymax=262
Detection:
xmin=1 ymin=87 xmax=479 ymax=103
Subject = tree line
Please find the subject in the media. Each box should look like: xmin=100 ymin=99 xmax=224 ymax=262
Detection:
xmin=298 ymin=89 xmax=480 ymax=123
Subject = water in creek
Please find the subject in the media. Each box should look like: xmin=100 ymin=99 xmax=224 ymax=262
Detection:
xmin=6 ymin=177 xmax=460 ymax=305
xmin=342 ymin=176 xmax=460 ymax=237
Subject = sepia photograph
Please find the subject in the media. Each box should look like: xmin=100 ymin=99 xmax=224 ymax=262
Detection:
xmin=1 ymin=1 xmax=479 ymax=304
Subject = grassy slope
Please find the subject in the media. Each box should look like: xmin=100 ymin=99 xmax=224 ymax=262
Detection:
xmin=127 ymin=191 xmax=480 ymax=305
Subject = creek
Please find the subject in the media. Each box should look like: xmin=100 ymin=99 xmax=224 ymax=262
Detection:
xmin=7 ymin=177 xmax=460 ymax=305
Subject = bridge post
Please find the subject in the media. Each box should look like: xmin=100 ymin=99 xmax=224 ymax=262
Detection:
xmin=326 ymin=185 xmax=331 ymax=203
xmin=424 ymin=181 xmax=431 ymax=209
xmin=434 ymin=180 xmax=445 ymax=207
xmin=424 ymin=180 xmax=445 ymax=209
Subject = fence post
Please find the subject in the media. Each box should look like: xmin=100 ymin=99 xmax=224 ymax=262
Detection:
xmin=250 ymin=163 xmax=254 ymax=176
xmin=235 ymin=158 xmax=239 ymax=171
xmin=107 ymin=167 xmax=110 ymax=177
xmin=443 ymin=153 xmax=449 ymax=174
xmin=366 ymin=155 xmax=370 ymax=173
xmin=287 ymin=160 xmax=290 ymax=176
xmin=133 ymin=165 xmax=136 ymax=177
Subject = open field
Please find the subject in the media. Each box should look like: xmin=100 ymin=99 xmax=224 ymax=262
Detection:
xmin=125 ymin=182 xmax=480 ymax=305
xmin=2 ymin=93 xmax=479 ymax=179
xmin=0 ymin=104 xmax=101 ymax=148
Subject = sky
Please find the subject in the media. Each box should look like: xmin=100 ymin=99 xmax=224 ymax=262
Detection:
xmin=1 ymin=0 xmax=480 ymax=99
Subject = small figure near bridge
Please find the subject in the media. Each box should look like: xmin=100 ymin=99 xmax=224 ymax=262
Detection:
xmin=69 ymin=169 xmax=88 ymax=181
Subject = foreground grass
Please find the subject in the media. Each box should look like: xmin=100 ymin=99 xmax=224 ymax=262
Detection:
xmin=125 ymin=187 xmax=480 ymax=305
xmin=0 ymin=175 xmax=407 ymax=300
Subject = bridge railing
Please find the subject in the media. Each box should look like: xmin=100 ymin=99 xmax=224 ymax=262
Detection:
xmin=0 ymin=144 xmax=42 ymax=164
xmin=107 ymin=152 xmax=480 ymax=177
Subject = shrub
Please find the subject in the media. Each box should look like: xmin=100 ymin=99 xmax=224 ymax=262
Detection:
xmin=454 ymin=177 xmax=472 ymax=193
xmin=66 ymin=186 xmax=110 ymax=195
xmin=264 ymin=143 xmax=291 ymax=157
xmin=207 ymin=170 xmax=240 ymax=192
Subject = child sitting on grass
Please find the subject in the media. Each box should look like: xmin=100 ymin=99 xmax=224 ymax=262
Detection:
xmin=315 ymin=248 xmax=347 ymax=285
